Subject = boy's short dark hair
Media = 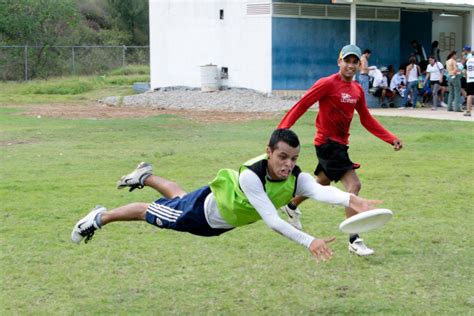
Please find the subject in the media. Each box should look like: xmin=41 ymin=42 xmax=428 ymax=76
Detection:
xmin=268 ymin=129 xmax=300 ymax=150
xmin=363 ymin=49 xmax=371 ymax=54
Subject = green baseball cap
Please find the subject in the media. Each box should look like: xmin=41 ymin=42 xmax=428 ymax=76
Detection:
xmin=339 ymin=44 xmax=362 ymax=60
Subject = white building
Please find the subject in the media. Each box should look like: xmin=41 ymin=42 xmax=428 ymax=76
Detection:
xmin=149 ymin=0 xmax=474 ymax=94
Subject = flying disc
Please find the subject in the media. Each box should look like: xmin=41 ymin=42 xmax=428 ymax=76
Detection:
xmin=339 ymin=208 xmax=393 ymax=234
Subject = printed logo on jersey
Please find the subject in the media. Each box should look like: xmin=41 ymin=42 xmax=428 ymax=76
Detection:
xmin=341 ymin=93 xmax=357 ymax=104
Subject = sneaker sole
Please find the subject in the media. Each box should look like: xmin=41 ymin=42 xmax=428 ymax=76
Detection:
xmin=71 ymin=206 xmax=106 ymax=244
xmin=116 ymin=163 xmax=152 ymax=189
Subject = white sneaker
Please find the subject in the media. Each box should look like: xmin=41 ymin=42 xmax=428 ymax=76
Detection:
xmin=348 ymin=238 xmax=374 ymax=256
xmin=441 ymin=101 xmax=448 ymax=108
xmin=279 ymin=205 xmax=302 ymax=230
xmin=117 ymin=162 xmax=153 ymax=191
xmin=71 ymin=206 xmax=106 ymax=244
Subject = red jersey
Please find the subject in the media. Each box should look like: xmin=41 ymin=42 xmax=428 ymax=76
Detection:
xmin=278 ymin=73 xmax=398 ymax=146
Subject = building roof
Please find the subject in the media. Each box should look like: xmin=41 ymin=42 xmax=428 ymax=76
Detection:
xmin=332 ymin=0 xmax=474 ymax=11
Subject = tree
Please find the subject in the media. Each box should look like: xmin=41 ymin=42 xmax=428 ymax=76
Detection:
xmin=0 ymin=0 xmax=80 ymax=45
xmin=106 ymin=0 xmax=149 ymax=45
xmin=0 ymin=0 xmax=81 ymax=78
xmin=0 ymin=0 xmax=150 ymax=79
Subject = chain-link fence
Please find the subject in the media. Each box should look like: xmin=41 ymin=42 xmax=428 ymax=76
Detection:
xmin=0 ymin=45 xmax=149 ymax=81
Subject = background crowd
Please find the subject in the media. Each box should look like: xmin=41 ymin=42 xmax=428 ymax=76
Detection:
xmin=359 ymin=41 xmax=473 ymax=117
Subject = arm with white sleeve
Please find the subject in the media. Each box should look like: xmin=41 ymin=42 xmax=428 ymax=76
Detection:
xmin=295 ymin=172 xmax=381 ymax=213
xmin=239 ymin=169 xmax=317 ymax=249
xmin=239 ymin=170 xmax=381 ymax=262
xmin=239 ymin=170 xmax=377 ymax=247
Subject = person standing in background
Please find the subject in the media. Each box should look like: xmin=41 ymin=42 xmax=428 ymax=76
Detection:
xmin=431 ymin=41 xmax=441 ymax=62
xmin=461 ymin=45 xmax=472 ymax=65
xmin=424 ymin=56 xmax=444 ymax=111
xmin=446 ymin=51 xmax=462 ymax=112
xmin=463 ymin=55 xmax=474 ymax=116
xmin=403 ymin=57 xmax=421 ymax=109
xmin=411 ymin=40 xmax=427 ymax=63
xmin=358 ymin=49 xmax=372 ymax=95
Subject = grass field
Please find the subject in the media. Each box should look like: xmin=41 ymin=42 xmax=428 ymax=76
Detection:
xmin=1 ymin=78 xmax=473 ymax=314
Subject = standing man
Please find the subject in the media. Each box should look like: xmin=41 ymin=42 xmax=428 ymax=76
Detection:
xmin=446 ymin=51 xmax=462 ymax=112
xmin=71 ymin=129 xmax=381 ymax=263
xmin=461 ymin=45 xmax=472 ymax=65
xmin=411 ymin=40 xmax=427 ymax=63
xmin=277 ymin=44 xmax=403 ymax=256
xmin=358 ymin=49 xmax=372 ymax=95
xmin=464 ymin=54 xmax=474 ymax=116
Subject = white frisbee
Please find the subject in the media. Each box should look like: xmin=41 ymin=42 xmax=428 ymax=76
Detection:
xmin=339 ymin=208 xmax=393 ymax=234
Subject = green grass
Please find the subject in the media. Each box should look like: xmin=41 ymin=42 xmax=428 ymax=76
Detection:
xmin=1 ymin=98 xmax=473 ymax=314
xmin=0 ymin=66 xmax=150 ymax=104
xmin=107 ymin=64 xmax=150 ymax=76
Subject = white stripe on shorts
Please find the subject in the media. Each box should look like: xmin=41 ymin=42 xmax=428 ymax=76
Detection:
xmin=147 ymin=203 xmax=183 ymax=222
xmin=149 ymin=203 xmax=183 ymax=219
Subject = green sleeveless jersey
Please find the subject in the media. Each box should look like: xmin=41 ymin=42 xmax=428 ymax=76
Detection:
xmin=209 ymin=154 xmax=301 ymax=227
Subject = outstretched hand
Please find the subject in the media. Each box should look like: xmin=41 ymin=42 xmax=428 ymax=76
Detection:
xmin=349 ymin=195 xmax=383 ymax=213
xmin=309 ymin=237 xmax=336 ymax=263
xmin=393 ymin=139 xmax=403 ymax=151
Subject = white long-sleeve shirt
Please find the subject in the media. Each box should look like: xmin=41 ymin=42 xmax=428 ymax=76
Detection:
xmin=204 ymin=170 xmax=351 ymax=248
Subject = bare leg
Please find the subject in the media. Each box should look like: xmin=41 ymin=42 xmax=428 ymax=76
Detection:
xmin=101 ymin=203 xmax=149 ymax=225
xmin=100 ymin=175 xmax=187 ymax=226
xmin=466 ymin=95 xmax=472 ymax=114
xmin=144 ymin=175 xmax=186 ymax=199
xmin=316 ymin=171 xmax=331 ymax=186
xmin=439 ymin=86 xmax=446 ymax=104
xmin=340 ymin=169 xmax=361 ymax=219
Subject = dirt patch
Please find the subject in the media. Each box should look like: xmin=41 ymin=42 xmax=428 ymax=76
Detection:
xmin=10 ymin=102 xmax=281 ymax=123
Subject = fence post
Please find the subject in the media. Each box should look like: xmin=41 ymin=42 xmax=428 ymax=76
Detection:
xmin=71 ymin=46 xmax=76 ymax=75
xmin=122 ymin=45 xmax=126 ymax=68
xmin=24 ymin=45 xmax=28 ymax=81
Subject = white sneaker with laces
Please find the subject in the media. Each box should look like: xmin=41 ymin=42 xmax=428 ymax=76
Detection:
xmin=279 ymin=205 xmax=302 ymax=230
xmin=71 ymin=205 xmax=106 ymax=244
xmin=117 ymin=162 xmax=153 ymax=191
xmin=348 ymin=238 xmax=375 ymax=256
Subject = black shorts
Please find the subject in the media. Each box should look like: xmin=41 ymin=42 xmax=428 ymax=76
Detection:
xmin=314 ymin=140 xmax=360 ymax=182
xmin=461 ymin=77 xmax=467 ymax=89
xmin=440 ymin=77 xmax=448 ymax=87
xmin=467 ymin=82 xmax=474 ymax=96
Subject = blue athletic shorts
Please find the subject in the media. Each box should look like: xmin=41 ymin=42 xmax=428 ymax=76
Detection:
xmin=145 ymin=185 xmax=233 ymax=237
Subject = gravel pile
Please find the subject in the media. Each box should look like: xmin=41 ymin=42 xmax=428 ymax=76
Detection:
xmin=100 ymin=87 xmax=300 ymax=112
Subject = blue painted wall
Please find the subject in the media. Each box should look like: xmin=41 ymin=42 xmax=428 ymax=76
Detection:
xmin=272 ymin=18 xmax=401 ymax=90
xmin=273 ymin=0 xmax=330 ymax=3
xmin=399 ymin=11 xmax=432 ymax=66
